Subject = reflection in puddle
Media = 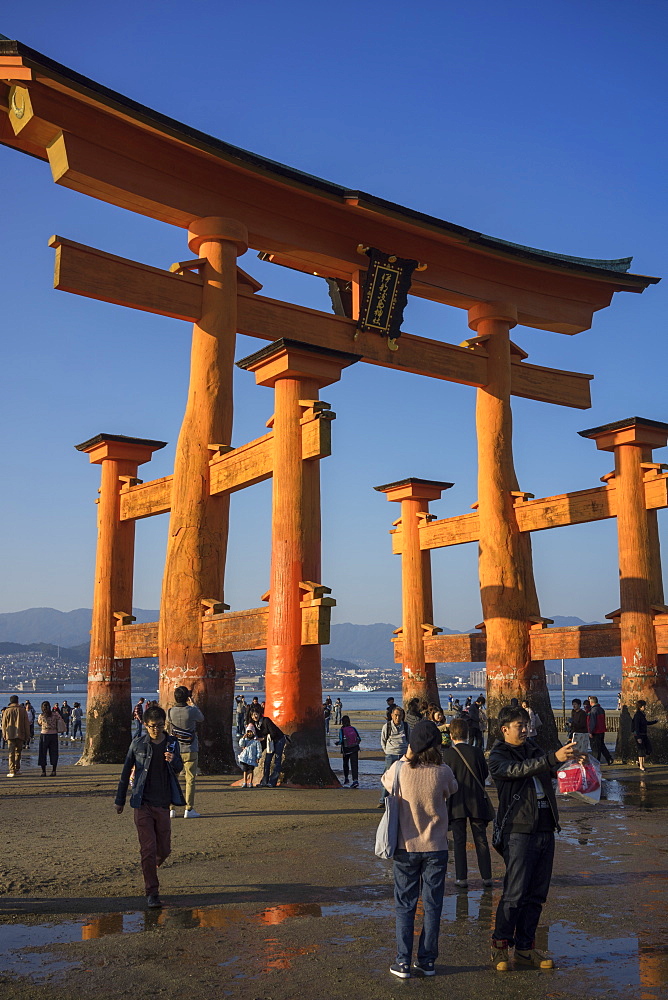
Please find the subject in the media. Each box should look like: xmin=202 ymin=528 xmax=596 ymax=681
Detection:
xmin=4 ymin=895 xmax=668 ymax=993
xmin=601 ymin=778 xmax=668 ymax=810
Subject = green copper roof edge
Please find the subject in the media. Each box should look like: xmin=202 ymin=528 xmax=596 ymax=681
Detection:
xmin=0 ymin=38 xmax=659 ymax=287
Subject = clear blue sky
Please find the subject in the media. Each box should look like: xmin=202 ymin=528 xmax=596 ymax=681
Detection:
xmin=1 ymin=1 xmax=667 ymax=630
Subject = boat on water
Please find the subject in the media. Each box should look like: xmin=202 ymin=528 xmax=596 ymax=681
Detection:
xmin=349 ymin=682 xmax=377 ymax=692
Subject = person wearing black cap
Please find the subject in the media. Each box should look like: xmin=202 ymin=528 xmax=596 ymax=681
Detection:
xmin=381 ymin=719 xmax=458 ymax=979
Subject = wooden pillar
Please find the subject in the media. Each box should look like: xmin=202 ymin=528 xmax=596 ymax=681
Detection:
xmin=75 ymin=433 xmax=165 ymax=763
xmin=238 ymin=339 xmax=359 ymax=785
xmin=375 ymin=478 xmax=452 ymax=707
xmin=580 ymin=417 xmax=668 ymax=762
xmin=158 ymin=216 xmax=247 ymax=774
xmin=469 ymin=301 xmax=556 ymax=746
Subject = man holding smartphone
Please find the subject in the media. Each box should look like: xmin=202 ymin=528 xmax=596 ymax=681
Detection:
xmin=489 ymin=705 xmax=584 ymax=972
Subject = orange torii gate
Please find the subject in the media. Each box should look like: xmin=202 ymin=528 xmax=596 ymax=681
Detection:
xmin=0 ymin=38 xmax=661 ymax=776
xmin=383 ymin=417 xmax=668 ymax=758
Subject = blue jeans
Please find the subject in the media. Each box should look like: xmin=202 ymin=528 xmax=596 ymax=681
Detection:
xmin=393 ymin=849 xmax=448 ymax=965
xmin=494 ymin=831 xmax=554 ymax=949
xmin=380 ymin=754 xmax=401 ymax=803
xmin=263 ymin=735 xmax=286 ymax=786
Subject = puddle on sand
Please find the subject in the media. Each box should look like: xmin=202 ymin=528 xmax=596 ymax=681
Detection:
xmin=547 ymin=921 xmax=668 ymax=998
xmin=601 ymin=777 xmax=668 ymax=810
xmin=4 ymin=898 xmax=668 ymax=994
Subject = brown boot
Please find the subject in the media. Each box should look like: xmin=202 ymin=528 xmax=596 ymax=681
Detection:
xmin=491 ymin=939 xmax=510 ymax=972
xmin=514 ymin=948 xmax=555 ymax=969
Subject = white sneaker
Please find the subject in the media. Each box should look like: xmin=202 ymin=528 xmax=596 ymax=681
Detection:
xmin=184 ymin=809 xmax=201 ymax=818
xmin=169 ymin=809 xmax=176 ymax=818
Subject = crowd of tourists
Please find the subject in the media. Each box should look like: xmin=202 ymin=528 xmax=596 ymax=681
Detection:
xmin=1 ymin=678 xmax=657 ymax=976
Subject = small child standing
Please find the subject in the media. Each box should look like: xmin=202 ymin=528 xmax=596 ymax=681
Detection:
xmin=237 ymin=722 xmax=263 ymax=787
xmin=115 ymin=705 xmax=185 ymax=908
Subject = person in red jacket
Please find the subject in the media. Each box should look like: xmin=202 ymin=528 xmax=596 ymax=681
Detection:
xmin=587 ymin=696 xmax=613 ymax=764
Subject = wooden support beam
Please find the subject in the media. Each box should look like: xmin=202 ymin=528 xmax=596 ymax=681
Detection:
xmin=529 ymin=623 xmax=621 ymax=659
xmin=119 ymin=475 xmax=173 ymax=521
xmin=392 ymin=474 xmax=668 ymax=553
xmin=114 ymin=602 xmax=332 ymax=658
xmin=50 ymin=235 xmax=203 ymax=321
xmin=117 ymin=415 xmax=337 ymax=521
xmin=208 ymin=432 xmax=274 ymax=495
xmin=395 ymin=622 xmax=623 ymax=664
xmin=50 ymin=236 xmax=593 ymax=409
xmin=114 ymin=621 xmax=159 ymax=659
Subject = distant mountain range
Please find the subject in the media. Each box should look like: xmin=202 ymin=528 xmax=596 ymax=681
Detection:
xmin=0 ymin=607 xmax=615 ymax=673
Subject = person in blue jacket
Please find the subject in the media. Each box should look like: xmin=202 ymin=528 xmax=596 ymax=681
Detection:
xmin=115 ymin=705 xmax=185 ymax=908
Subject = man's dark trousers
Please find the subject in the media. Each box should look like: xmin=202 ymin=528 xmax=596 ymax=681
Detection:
xmin=493 ymin=831 xmax=554 ymax=949
xmin=590 ymin=733 xmax=612 ymax=764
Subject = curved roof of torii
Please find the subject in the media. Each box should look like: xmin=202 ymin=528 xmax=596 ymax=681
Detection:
xmin=0 ymin=37 xmax=659 ymax=334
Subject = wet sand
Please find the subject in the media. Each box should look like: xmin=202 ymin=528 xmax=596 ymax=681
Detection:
xmin=1 ymin=734 xmax=667 ymax=1000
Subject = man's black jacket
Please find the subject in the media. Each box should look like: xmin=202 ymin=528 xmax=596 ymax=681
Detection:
xmin=488 ymin=738 xmax=561 ymax=834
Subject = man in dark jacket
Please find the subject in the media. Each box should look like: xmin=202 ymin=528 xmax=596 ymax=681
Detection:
xmin=569 ymin=698 xmax=590 ymax=753
xmin=587 ymin=696 xmax=613 ymax=764
xmin=488 ymin=705 xmax=582 ymax=972
xmin=441 ymin=718 xmax=493 ymax=888
xmin=115 ymin=705 xmax=185 ymax=909
xmin=249 ymin=707 xmax=286 ymax=787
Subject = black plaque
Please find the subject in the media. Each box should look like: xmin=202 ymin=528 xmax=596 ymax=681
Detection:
xmin=357 ymin=248 xmax=418 ymax=347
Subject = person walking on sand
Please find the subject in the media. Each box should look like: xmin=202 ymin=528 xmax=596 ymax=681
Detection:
xmin=441 ymin=718 xmax=494 ymax=888
xmin=2 ymin=695 xmax=31 ymax=777
xmin=235 ymin=695 xmax=247 ymax=737
xmin=71 ymin=702 xmax=83 ymax=741
xmin=382 ymin=719 xmax=458 ymax=979
xmin=132 ymin=697 xmax=145 ymax=737
xmin=24 ymin=700 xmax=35 ymax=746
xmin=631 ymin=700 xmax=658 ymax=771
xmin=115 ymin=705 xmax=185 ymax=909
xmin=587 ymin=695 xmax=613 ymax=765
xmin=488 ymin=705 xmax=584 ymax=971
xmin=336 ymin=714 xmax=361 ymax=788
xmin=37 ymin=701 xmax=66 ymax=776
xmin=333 ymin=697 xmax=343 ymax=726
xmin=167 ymin=686 xmax=204 ymax=818
xmin=59 ymin=700 xmax=72 ymax=738
xmin=379 ymin=706 xmax=409 ymax=806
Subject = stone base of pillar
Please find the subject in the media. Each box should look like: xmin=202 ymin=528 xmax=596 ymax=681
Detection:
xmin=78 ymin=682 xmax=132 ymax=765
xmin=279 ymin=727 xmax=339 ymax=787
xmin=617 ymin=701 xmax=668 ymax=764
xmin=181 ymin=653 xmax=240 ymax=775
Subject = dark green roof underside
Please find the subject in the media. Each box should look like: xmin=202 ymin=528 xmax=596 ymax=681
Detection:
xmin=0 ymin=38 xmax=658 ymax=287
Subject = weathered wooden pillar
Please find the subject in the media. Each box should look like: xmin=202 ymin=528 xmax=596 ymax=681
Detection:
xmin=238 ymin=339 xmax=359 ymax=785
xmin=159 ymin=216 xmax=247 ymax=773
xmin=75 ymin=433 xmax=166 ymax=763
xmin=375 ymin=478 xmax=452 ymax=707
xmin=580 ymin=417 xmax=668 ymax=762
xmin=468 ymin=301 xmax=556 ymax=745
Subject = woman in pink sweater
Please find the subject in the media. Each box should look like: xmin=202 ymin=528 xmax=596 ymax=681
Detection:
xmin=381 ymin=718 xmax=458 ymax=979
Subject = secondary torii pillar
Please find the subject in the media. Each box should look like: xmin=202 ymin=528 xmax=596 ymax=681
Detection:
xmin=468 ymin=301 xmax=556 ymax=745
xmin=375 ymin=478 xmax=452 ymax=707
xmin=580 ymin=417 xmax=668 ymax=762
xmin=75 ymin=433 xmax=166 ymax=763
xmin=238 ymin=338 xmax=360 ymax=785
xmin=159 ymin=217 xmax=247 ymax=774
